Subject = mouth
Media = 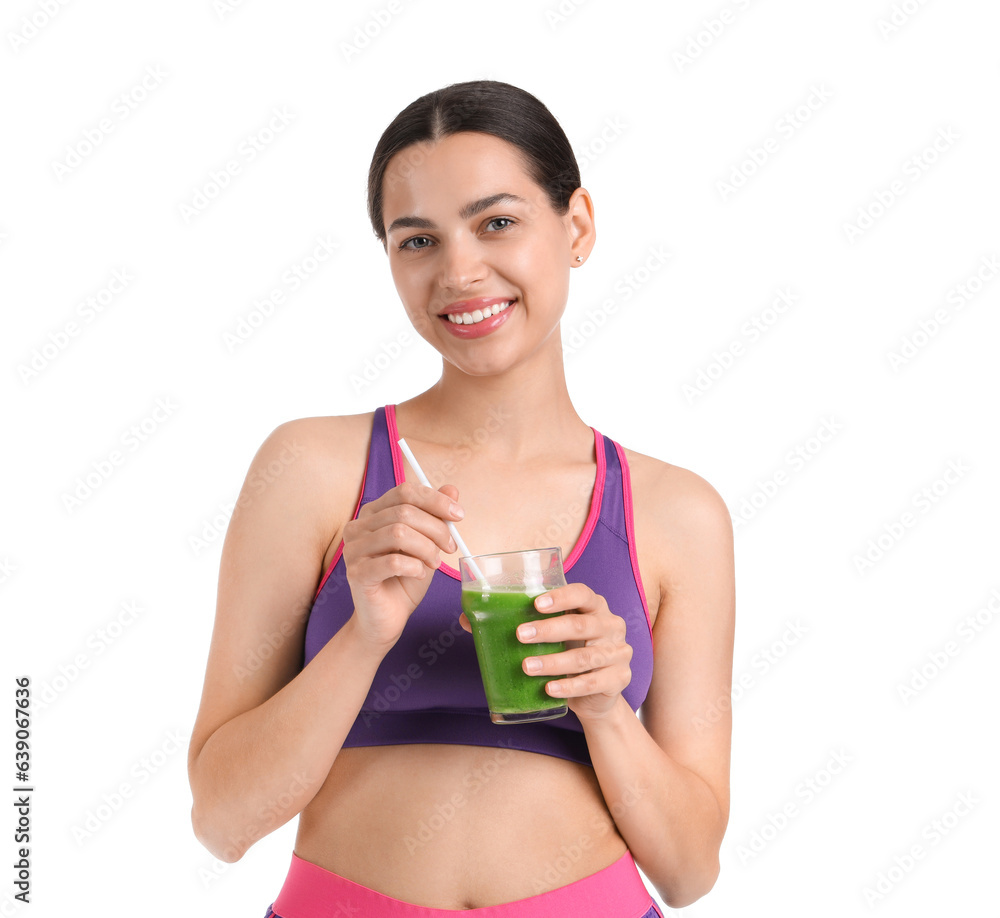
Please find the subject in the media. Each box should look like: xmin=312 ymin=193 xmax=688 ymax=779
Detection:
xmin=441 ymin=299 xmax=516 ymax=326
xmin=438 ymin=298 xmax=517 ymax=339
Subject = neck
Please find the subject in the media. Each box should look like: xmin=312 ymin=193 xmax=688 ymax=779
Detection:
xmin=397 ymin=329 xmax=589 ymax=463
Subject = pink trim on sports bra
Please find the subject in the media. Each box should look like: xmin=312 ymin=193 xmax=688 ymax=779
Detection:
xmin=614 ymin=440 xmax=654 ymax=648
xmin=386 ymin=404 xmax=605 ymax=581
xmin=385 ymin=402 xmax=407 ymax=486
xmin=562 ymin=426 xmax=605 ymax=574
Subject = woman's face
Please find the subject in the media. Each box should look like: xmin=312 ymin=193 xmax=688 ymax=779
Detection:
xmin=381 ymin=131 xmax=592 ymax=377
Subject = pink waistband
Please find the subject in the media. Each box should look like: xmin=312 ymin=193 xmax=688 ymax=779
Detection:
xmin=271 ymin=849 xmax=654 ymax=917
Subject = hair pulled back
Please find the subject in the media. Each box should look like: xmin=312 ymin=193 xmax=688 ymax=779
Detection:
xmin=367 ymin=80 xmax=581 ymax=246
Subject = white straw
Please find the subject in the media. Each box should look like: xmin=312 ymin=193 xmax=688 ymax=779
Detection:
xmin=397 ymin=438 xmax=487 ymax=584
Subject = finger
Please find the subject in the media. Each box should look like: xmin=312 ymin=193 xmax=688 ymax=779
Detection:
xmin=355 ymin=502 xmax=458 ymax=555
xmin=544 ymin=667 xmax=631 ymax=699
xmin=353 ymin=551 xmax=432 ymax=585
xmin=521 ymin=641 xmax=631 ymax=678
xmin=363 ymin=480 xmax=464 ymax=526
xmin=517 ymin=610 xmax=627 ymax=647
xmin=458 ymin=611 xmax=471 ymax=633
xmin=347 ymin=523 xmax=447 ymax=572
xmin=532 ymin=582 xmax=600 ymax=615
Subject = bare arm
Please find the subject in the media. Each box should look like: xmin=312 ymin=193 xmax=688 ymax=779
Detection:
xmin=514 ymin=463 xmax=734 ymax=907
xmin=187 ymin=418 xmax=462 ymax=861
xmin=581 ymin=469 xmax=734 ymax=907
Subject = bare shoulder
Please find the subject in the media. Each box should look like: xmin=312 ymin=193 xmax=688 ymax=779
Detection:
xmin=264 ymin=411 xmax=375 ymax=475
xmin=188 ymin=410 xmax=378 ymax=767
xmin=247 ymin=410 xmax=376 ymax=549
xmin=260 ymin=411 xmax=375 ymax=491
xmin=619 ymin=445 xmax=734 ymax=599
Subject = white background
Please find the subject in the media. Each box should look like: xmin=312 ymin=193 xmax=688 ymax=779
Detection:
xmin=2 ymin=0 xmax=998 ymax=915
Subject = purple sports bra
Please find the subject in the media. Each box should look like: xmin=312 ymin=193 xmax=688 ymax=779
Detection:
xmin=302 ymin=405 xmax=655 ymax=767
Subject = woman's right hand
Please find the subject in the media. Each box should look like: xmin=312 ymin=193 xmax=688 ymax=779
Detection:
xmin=341 ymin=481 xmax=463 ymax=651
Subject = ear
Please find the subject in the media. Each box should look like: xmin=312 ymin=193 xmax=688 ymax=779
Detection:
xmin=565 ymin=187 xmax=596 ymax=265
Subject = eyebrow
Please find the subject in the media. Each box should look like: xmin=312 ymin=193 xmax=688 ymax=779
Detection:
xmin=385 ymin=192 xmax=528 ymax=237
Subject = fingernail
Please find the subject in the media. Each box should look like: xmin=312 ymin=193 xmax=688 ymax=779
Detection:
xmin=448 ymin=536 xmax=456 ymax=552
xmin=518 ymin=624 xmax=536 ymax=641
xmin=524 ymin=658 xmax=542 ymax=674
xmin=547 ymin=681 xmax=563 ymax=695
xmin=535 ymin=594 xmax=553 ymax=610
xmin=450 ymin=503 xmax=464 ymax=519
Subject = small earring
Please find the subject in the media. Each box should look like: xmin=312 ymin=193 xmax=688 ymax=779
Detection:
xmin=575 ymin=255 xmax=583 ymax=263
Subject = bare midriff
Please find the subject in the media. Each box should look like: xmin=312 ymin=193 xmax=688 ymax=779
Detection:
xmin=294 ymin=743 xmax=628 ymax=909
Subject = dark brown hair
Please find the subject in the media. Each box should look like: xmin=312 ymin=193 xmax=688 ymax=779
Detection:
xmin=367 ymin=80 xmax=581 ymax=246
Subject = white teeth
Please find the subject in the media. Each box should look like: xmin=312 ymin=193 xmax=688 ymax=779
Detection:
xmin=446 ymin=299 xmax=513 ymax=326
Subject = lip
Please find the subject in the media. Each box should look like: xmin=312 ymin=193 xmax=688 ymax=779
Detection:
xmin=439 ymin=296 xmax=515 ymax=317
xmin=439 ymin=298 xmax=516 ymax=339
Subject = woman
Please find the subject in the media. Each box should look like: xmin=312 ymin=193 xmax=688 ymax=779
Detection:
xmin=187 ymin=80 xmax=735 ymax=916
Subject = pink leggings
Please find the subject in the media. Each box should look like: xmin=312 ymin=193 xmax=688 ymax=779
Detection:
xmin=263 ymin=849 xmax=664 ymax=917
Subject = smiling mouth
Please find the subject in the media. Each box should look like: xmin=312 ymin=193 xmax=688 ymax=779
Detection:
xmin=443 ymin=299 xmax=516 ymax=325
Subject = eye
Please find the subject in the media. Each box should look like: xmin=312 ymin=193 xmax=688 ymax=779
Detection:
xmin=398 ymin=235 xmax=433 ymax=251
xmin=486 ymin=217 xmax=516 ymax=233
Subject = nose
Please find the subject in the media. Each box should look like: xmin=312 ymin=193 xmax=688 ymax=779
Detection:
xmin=437 ymin=233 xmax=487 ymax=294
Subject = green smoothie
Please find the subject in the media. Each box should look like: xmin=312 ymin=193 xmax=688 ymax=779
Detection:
xmin=461 ymin=587 xmax=568 ymax=722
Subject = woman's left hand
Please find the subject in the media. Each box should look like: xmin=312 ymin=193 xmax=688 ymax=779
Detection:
xmin=462 ymin=583 xmax=633 ymax=722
